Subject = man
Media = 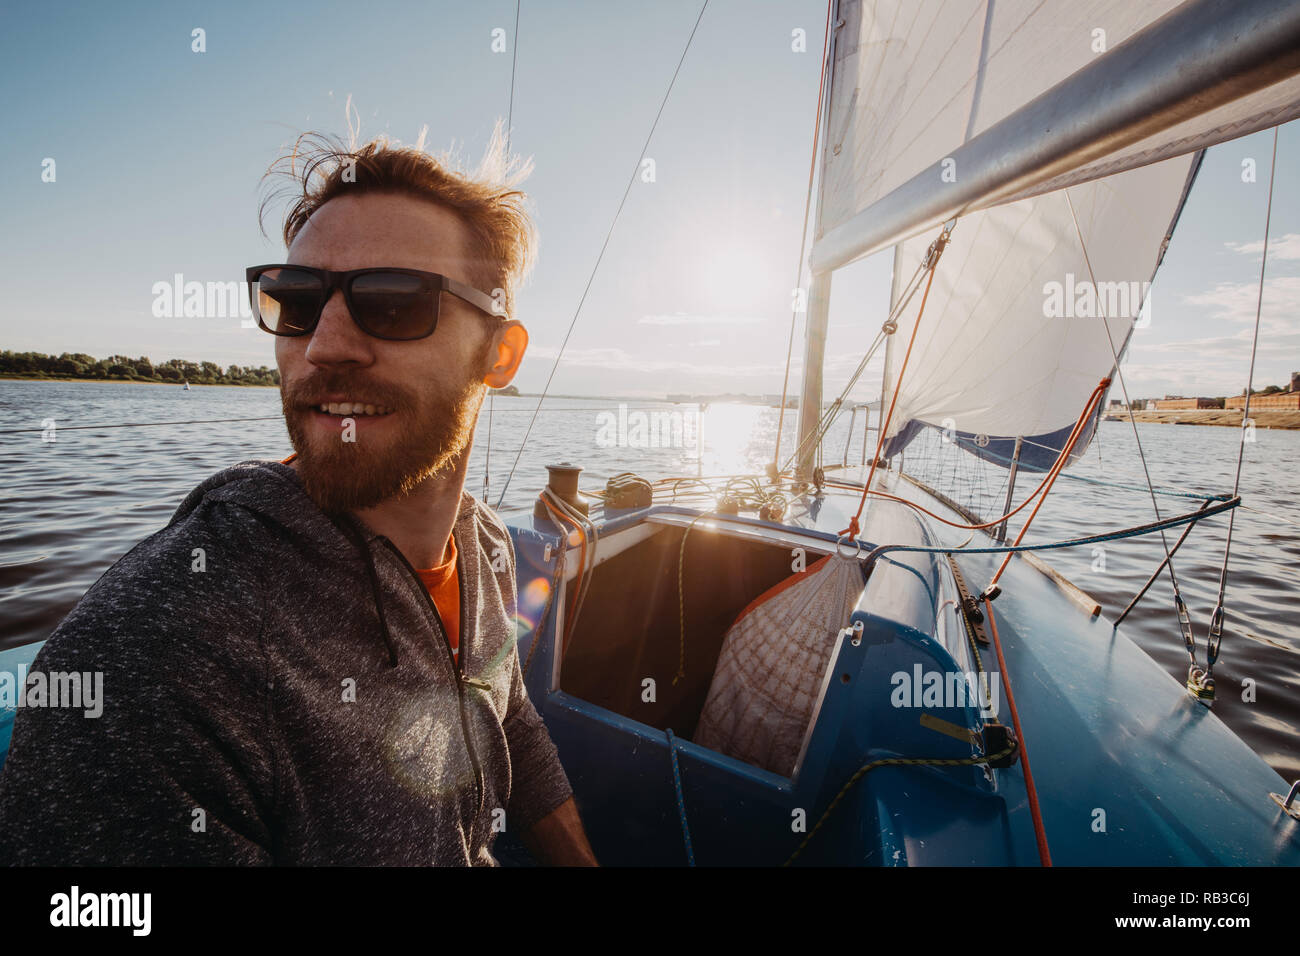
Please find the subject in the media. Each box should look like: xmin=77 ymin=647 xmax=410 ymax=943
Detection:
xmin=0 ymin=131 xmax=598 ymax=866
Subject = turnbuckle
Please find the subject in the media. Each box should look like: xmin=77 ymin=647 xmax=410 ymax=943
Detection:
xmin=1207 ymin=604 xmax=1225 ymax=667
xmin=1175 ymin=593 xmax=1196 ymax=655
xmin=1187 ymin=662 xmax=1215 ymax=703
xmin=1270 ymin=781 xmax=1300 ymax=821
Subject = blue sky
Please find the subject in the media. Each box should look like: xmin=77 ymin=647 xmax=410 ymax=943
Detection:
xmin=2 ymin=0 xmax=1295 ymax=401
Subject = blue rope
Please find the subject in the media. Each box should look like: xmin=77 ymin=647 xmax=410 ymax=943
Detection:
xmin=665 ymin=729 xmax=696 ymax=867
xmin=1049 ymin=470 xmax=1231 ymax=502
xmin=862 ymin=495 xmax=1240 ymax=575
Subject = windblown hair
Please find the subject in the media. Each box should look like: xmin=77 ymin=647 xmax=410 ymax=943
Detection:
xmin=259 ymin=120 xmax=537 ymax=318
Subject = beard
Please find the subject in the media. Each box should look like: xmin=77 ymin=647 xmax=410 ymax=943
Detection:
xmin=280 ymin=345 xmax=489 ymax=514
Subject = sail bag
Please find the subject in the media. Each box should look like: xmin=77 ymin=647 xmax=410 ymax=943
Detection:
xmin=694 ymin=553 xmax=865 ymax=777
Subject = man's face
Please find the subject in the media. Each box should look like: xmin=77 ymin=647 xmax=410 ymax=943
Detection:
xmin=275 ymin=192 xmax=494 ymax=513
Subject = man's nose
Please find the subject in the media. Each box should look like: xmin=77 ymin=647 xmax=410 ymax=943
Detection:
xmin=303 ymin=289 xmax=374 ymax=367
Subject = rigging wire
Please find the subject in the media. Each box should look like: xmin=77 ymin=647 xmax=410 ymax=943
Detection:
xmin=1207 ymin=126 xmax=1278 ymax=680
xmin=779 ymin=243 xmax=933 ymax=477
xmin=773 ymin=0 xmax=835 ymax=472
xmin=837 ymin=224 xmax=952 ymax=539
xmin=495 ymin=0 xmax=712 ymax=509
xmin=807 ymin=379 xmax=1109 ymax=535
xmin=1063 ymin=190 xmax=1201 ymax=677
xmin=484 ymin=0 xmax=524 ymax=503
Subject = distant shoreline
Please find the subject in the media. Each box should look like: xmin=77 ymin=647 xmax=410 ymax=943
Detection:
xmin=0 ymin=374 xmax=278 ymax=388
xmin=1104 ymin=409 xmax=1300 ymax=429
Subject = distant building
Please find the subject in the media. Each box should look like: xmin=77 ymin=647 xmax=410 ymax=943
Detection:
xmin=1226 ymin=391 xmax=1300 ymax=410
xmin=1225 ymin=372 xmax=1300 ymax=410
xmin=1153 ymin=397 xmax=1217 ymax=410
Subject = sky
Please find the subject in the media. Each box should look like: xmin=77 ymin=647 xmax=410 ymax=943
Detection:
xmin=1 ymin=0 xmax=1296 ymax=402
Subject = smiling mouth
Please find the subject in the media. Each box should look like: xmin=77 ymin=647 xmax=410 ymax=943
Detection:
xmin=312 ymin=402 xmax=395 ymax=417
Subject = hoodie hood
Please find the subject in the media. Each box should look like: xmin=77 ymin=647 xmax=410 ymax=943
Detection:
xmin=168 ymin=459 xmax=479 ymax=668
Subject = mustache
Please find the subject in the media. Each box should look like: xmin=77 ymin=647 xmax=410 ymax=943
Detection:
xmin=283 ymin=371 xmax=410 ymax=409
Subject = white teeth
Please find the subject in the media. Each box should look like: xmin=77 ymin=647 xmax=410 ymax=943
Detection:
xmin=317 ymin=402 xmax=390 ymax=416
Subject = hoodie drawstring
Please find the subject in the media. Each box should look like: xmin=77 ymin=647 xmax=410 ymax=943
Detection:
xmin=334 ymin=516 xmax=400 ymax=667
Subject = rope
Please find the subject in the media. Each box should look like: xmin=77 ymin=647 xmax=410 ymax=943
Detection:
xmin=783 ymin=741 xmax=1017 ymax=866
xmin=538 ymin=490 xmax=597 ymax=656
xmin=858 ymin=494 xmax=1240 ymax=570
xmin=984 ymin=380 xmax=1109 ymax=594
xmin=838 ymin=226 xmax=951 ymax=538
xmin=495 ymin=0 xmax=711 ymax=509
xmin=984 ymin=596 xmax=1051 ymax=866
xmin=665 ymin=729 xmax=696 ymax=866
xmin=1208 ymin=126 xmax=1278 ymax=676
xmin=522 ymin=533 xmax=569 ymax=677
xmin=774 ymin=0 xmax=835 ymax=471
xmin=810 ymin=380 xmax=1109 ymax=536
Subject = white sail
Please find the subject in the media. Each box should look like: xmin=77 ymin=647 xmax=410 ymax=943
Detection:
xmin=880 ymin=158 xmax=1195 ymax=467
xmin=812 ymin=0 xmax=1299 ymax=465
xmin=816 ymin=0 xmax=1300 ymax=251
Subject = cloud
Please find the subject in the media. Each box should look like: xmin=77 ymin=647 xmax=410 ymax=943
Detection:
xmin=1225 ymin=233 xmax=1300 ymax=261
xmin=1180 ymin=275 xmax=1300 ymax=326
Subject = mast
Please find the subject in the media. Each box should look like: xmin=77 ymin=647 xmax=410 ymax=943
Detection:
xmin=794 ymin=0 xmax=842 ymax=483
xmin=810 ymin=0 xmax=1300 ymax=275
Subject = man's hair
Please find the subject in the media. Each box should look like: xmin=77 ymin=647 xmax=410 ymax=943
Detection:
xmin=260 ymin=120 xmax=536 ymax=318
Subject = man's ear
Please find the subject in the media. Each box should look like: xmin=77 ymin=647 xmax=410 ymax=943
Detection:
xmin=484 ymin=321 xmax=528 ymax=389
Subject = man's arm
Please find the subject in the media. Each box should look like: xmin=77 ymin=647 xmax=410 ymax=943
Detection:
xmin=0 ymin=511 xmax=278 ymax=865
xmin=519 ymin=796 xmax=598 ymax=866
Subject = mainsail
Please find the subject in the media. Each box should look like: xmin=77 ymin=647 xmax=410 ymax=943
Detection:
xmin=807 ymin=0 xmax=1300 ymax=469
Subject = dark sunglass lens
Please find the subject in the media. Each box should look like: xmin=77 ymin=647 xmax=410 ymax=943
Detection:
xmin=256 ymin=268 xmax=324 ymax=334
xmin=350 ymin=272 xmax=438 ymax=339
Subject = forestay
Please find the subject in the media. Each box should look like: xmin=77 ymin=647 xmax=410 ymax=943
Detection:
xmin=813 ymin=0 xmax=1300 ymax=467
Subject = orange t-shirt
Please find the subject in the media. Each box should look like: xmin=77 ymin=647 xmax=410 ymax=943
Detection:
xmin=282 ymin=454 xmax=460 ymax=664
xmin=416 ymin=535 xmax=461 ymax=668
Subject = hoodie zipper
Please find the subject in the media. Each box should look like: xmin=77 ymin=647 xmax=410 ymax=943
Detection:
xmin=376 ymin=535 xmax=486 ymax=827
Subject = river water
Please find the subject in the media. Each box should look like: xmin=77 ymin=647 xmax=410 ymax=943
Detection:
xmin=2 ymin=379 xmax=1296 ymax=778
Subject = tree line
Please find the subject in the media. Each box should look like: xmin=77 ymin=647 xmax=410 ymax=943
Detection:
xmin=0 ymin=351 xmax=280 ymax=387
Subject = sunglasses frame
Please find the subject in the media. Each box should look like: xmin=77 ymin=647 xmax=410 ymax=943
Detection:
xmin=245 ymin=263 xmax=506 ymax=340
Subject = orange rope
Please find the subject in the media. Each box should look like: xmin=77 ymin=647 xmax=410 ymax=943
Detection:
xmin=818 ymin=378 xmax=1110 ymax=535
xmin=841 ymin=231 xmax=948 ymax=539
xmin=984 ymin=596 xmax=1052 ymax=866
xmin=984 ymin=379 xmax=1109 ymax=592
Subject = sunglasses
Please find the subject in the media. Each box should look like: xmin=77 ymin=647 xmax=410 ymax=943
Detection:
xmin=246 ymin=264 xmax=505 ymax=341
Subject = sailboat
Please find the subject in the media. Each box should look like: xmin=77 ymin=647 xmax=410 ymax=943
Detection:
xmin=2 ymin=0 xmax=1298 ymax=867
xmin=486 ymin=0 xmax=1300 ymax=865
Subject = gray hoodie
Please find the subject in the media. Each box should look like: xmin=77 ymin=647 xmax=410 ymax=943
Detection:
xmin=0 ymin=460 xmax=572 ymax=865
